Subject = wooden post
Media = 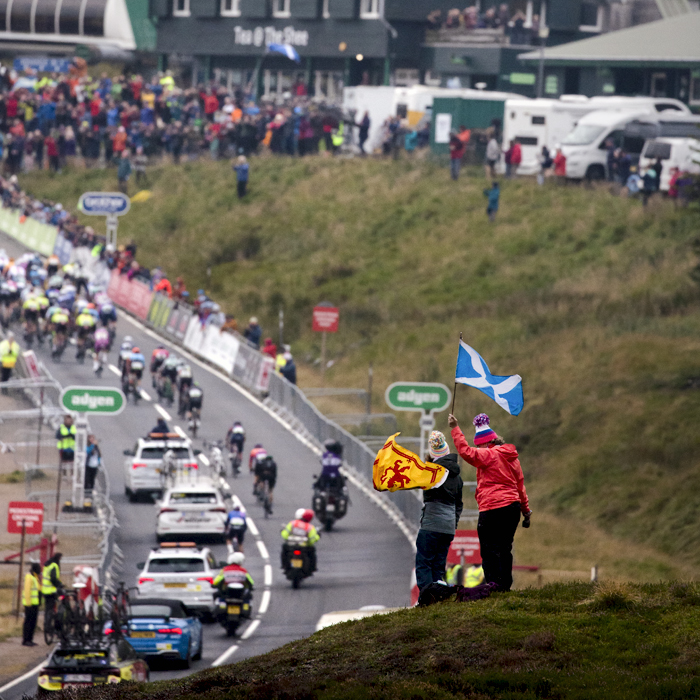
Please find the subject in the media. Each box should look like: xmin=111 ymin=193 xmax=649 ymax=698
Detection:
xmin=320 ymin=331 xmax=327 ymax=384
xmin=15 ymin=521 xmax=25 ymax=620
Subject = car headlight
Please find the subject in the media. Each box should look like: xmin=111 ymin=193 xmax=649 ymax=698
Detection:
xmin=38 ymin=675 xmax=49 ymax=687
xmin=107 ymin=675 xmax=121 ymax=684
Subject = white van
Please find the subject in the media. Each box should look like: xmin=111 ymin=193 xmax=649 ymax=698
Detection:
xmin=562 ymin=109 xmax=700 ymax=180
xmin=504 ymin=95 xmax=689 ymax=176
xmin=638 ymin=138 xmax=700 ymax=191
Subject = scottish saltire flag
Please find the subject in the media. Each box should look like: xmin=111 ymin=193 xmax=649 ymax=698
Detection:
xmin=455 ymin=340 xmax=524 ymax=416
xmin=267 ymin=43 xmax=301 ymax=63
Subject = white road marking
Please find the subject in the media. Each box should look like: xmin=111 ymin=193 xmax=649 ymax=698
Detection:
xmin=246 ymin=517 xmax=259 ymax=537
xmin=199 ymin=453 xmax=210 ymax=466
xmin=108 ymin=364 xmax=121 ymax=376
xmin=256 ymin=540 xmax=269 ymax=561
xmin=211 ymin=644 xmax=238 ymax=667
xmin=69 ymin=337 xmax=77 ymax=345
xmin=264 ymin=564 xmax=272 ymax=587
xmin=259 ymin=589 xmax=271 ymax=615
xmin=0 ymin=659 xmax=47 ymax=694
xmin=240 ymin=619 xmax=260 ymax=640
xmin=173 ymin=425 xmax=187 ymax=438
xmin=140 ymin=389 xmax=152 ymax=401
xmin=155 ymin=404 xmax=171 ymax=421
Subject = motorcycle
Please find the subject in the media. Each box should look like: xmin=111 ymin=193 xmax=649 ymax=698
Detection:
xmin=312 ymin=479 xmax=349 ymax=532
xmin=215 ymin=584 xmax=252 ymax=636
xmin=282 ymin=536 xmax=315 ymax=589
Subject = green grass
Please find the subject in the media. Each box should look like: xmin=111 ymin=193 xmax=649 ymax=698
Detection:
xmin=18 ymin=157 xmax=700 ymax=577
xmin=64 ymin=582 xmax=700 ymax=700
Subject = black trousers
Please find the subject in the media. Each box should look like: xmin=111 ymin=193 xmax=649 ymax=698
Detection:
xmin=477 ymin=502 xmax=521 ymax=591
xmin=237 ymin=180 xmax=247 ymax=198
xmin=23 ymin=605 xmax=38 ymax=643
xmin=85 ymin=466 xmax=98 ymax=491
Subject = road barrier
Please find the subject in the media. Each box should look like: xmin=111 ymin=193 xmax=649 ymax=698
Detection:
xmin=0 ymin=206 xmax=58 ymax=256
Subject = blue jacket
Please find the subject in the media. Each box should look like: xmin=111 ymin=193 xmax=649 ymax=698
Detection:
xmin=484 ymin=186 xmax=500 ymax=211
xmin=234 ymin=163 xmax=249 ymax=182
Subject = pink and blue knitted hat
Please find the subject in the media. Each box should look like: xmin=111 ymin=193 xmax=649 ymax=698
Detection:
xmin=473 ymin=413 xmax=497 ymax=445
xmin=428 ymin=431 xmax=450 ymax=460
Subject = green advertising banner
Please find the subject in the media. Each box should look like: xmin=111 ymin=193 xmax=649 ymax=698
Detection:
xmin=147 ymin=293 xmax=175 ymax=330
xmin=385 ymin=382 xmax=452 ymax=413
xmin=60 ymin=386 xmax=126 ymax=415
xmin=0 ymin=207 xmax=59 ymax=256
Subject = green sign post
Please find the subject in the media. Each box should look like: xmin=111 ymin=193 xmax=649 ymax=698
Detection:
xmin=385 ymin=382 xmax=452 ymax=458
xmin=60 ymin=386 xmax=126 ymax=513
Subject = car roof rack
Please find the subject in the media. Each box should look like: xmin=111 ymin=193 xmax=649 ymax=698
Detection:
xmin=154 ymin=541 xmax=198 ymax=550
xmin=146 ymin=432 xmax=183 ymax=440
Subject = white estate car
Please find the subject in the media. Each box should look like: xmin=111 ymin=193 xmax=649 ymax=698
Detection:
xmin=155 ymin=479 xmax=228 ymax=542
xmin=123 ymin=434 xmax=198 ymax=502
xmin=136 ymin=543 xmax=222 ymax=616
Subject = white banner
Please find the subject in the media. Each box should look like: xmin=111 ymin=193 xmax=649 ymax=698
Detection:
xmin=183 ymin=317 xmax=241 ymax=375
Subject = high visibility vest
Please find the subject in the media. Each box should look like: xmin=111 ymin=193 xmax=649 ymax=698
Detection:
xmin=331 ymin=122 xmax=345 ymax=147
xmin=465 ymin=565 xmax=484 ymax=588
xmin=24 ymin=572 xmax=40 ymax=606
xmin=57 ymin=424 xmax=76 ymax=451
xmin=42 ymin=561 xmax=60 ymax=595
xmin=446 ymin=565 xmax=462 ymax=586
xmin=0 ymin=340 xmax=19 ymax=368
xmin=275 ymin=354 xmax=287 ymax=374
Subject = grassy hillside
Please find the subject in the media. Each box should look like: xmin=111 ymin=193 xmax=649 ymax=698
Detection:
xmin=65 ymin=582 xmax=700 ymax=700
xmin=19 ymin=158 xmax=700 ymax=579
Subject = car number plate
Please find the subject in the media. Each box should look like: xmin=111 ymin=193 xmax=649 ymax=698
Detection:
xmin=291 ymin=559 xmax=303 ymax=568
xmin=164 ymin=582 xmax=187 ymax=588
xmin=326 ymin=504 xmax=335 ymax=511
xmin=156 ymin=643 xmax=172 ymax=650
xmin=64 ymin=675 xmax=92 ymax=682
xmin=131 ymin=631 xmax=156 ymax=638
xmin=227 ymin=605 xmax=241 ymax=615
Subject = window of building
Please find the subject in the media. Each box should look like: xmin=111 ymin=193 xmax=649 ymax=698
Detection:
xmin=33 ymin=0 xmax=56 ymax=33
xmin=173 ymin=0 xmax=190 ymax=17
xmin=83 ymin=0 xmax=106 ymax=36
xmin=221 ymin=0 xmax=240 ymax=16
xmin=273 ymin=0 xmax=290 ymax=18
xmin=650 ymin=72 xmax=668 ymax=98
xmin=689 ymin=71 xmax=700 ymax=106
xmin=10 ymin=0 xmax=32 ymax=32
xmin=579 ymin=1 xmax=602 ymax=32
xmin=360 ymin=0 xmax=380 ymax=18
xmin=322 ymin=0 xmax=330 ymax=18
xmin=59 ymin=0 xmax=81 ymax=34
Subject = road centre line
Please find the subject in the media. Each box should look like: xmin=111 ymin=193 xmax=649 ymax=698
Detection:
xmin=257 ymin=540 xmax=269 ymax=561
xmin=240 ymin=619 xmax=260 ymax=640
xmin=211 ymin=645 xmax=238 ymax=668
xmin=155 ymin=404 xmax=171 ymax=421
xmin=264 ymin=564 xmax=272 ymax=587
xmin=140 ymin=389 xmax=152 ymax=401
xmin=246 ymin=517 xmax=259 ymax=537
xmin=198 ymin=453 xmax=210 ymax=467
xmin=173 ymin=425 xmax=187 ymax=439
xmin=108 ymin=364 xmax=120 ymax=376
xmin=259 ymin=589 xmax=271 ymax=615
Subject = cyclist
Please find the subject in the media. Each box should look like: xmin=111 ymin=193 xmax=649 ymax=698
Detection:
xmin=75 ymin=306 xmax=97 ymax=359
xmin=92 ymin=326 xmax=111 ymax=376
xmin=281 ymin=509 xmax=319 ymax=572
xmin=226 ymin=421 xmax=246 ymax=468
xmin=183 ymin=382 xmax=203 ymax=421
xmin=49 ymin=306 xmax=70 ymax=357
xmin=249 ymin=443 xmax=267 ymax=473
xmin=254 ymin=454 xmax=277 ymax=513
xmin=118 ymin=336 xmax=134 ymax=372
xmin=225 ymin=505 xmax=248 ymax=552
xmin=176 ymin=363 xmax=193 ymax=414
xmin=150 ymin=345 xmax=170 ymax=386
xmin=157 ymin=355 xmax=181 ymax=403
xmin=122 ymin=346 xmax=146 ymax=397
xmin=98 ymin=300 xmax=117 ymax=344
xmin=21 ymin=294 xmax=40 ymax=343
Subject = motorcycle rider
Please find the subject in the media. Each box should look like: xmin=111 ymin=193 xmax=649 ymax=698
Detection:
xmin=315 ymin=440 xmax=346 ymax=493
xmin=281 ymin=509 xmax=319 ymax=573
xmin=213 ymin=552 xmax=254 ymax=609
xmin=225 ymin=505 xmax=248 ymax=553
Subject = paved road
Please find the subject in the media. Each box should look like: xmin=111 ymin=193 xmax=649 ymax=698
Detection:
xmin=0 ymin=233 xmax=413 ymax=699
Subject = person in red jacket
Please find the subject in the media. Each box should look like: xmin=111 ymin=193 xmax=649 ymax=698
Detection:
xmin=261 ymin=338 xmax=277 ymax=359
xmin=448 ymin=412 xmax=531 ymax=592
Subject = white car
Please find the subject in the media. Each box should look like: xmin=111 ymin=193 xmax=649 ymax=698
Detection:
xmin=136 ymin=543 xmax=222 ymax=616
xmin=124 ymin=435 xmax=198 ymax=502
xmin=156 ymin=480 xmax=228 ymax=542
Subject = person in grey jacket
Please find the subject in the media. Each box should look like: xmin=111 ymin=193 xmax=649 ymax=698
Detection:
xmin=415 ymin=431 xmax=464 ymax=591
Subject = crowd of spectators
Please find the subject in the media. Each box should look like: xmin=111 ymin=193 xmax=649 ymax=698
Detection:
xmin=0 ymin=60 xmax=363 ymax=175
xmin=427 ymin=3 xmax=539 ymax=44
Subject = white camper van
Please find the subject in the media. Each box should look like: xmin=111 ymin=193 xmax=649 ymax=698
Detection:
xmin=503 ymin=95 xmax=689 ymax=175
xmin=562 ymin=109 xmax=700 ymax=180
xmin=638 ymin=138 xmax=700 ymax=191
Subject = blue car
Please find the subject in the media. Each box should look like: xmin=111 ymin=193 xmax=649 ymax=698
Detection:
xmin=106 ymin=598 xmax=203 ymax=668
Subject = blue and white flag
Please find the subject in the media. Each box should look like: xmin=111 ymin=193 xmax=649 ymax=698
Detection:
xmin=455 ymin=340 xmax=523 ymax=416
xmin=267 ymin=43 xmax=301 ymax=63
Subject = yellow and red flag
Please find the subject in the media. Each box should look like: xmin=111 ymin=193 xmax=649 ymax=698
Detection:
xmin=373 ymin=433 xmax=448 ymax=492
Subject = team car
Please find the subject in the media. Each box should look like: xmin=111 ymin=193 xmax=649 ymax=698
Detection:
xmin=155 ymin=479 xmax=228 ymax=542
xmin=37 ymin=639 xmax=148 ymax=696
xmin=136 ymin=543 xmax=221 ymax=616
xmin=105 ymin=598 xmax=203 ymax=668
xmin=123 ymin=434 xmax=198 ymax=502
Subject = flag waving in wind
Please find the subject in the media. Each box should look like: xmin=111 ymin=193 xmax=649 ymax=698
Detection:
xmin=455 ymin=339 xmax=524 ymax=415
xmin=373 ymin=434 xmax=448 ymax=492
xmin=267 ymin=43 xmax=301 ymax=63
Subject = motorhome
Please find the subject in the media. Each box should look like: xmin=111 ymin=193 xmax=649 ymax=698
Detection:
xmin=638 ymin=138 xmax=700 ymax=191
xmin=561 ymin=109 xmax=700 ymax=180
xmin=503 ymin=96 xmax=689 ymax=175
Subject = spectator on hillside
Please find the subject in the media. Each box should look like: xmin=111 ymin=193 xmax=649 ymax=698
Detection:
xmin=483 ymin=181 xmax=500 ymax=222
xmin=45 ymin=131 xmax=60 ymax=173
xmin=117 ymin=150 xmax=132 ymax=194
xmin=280 ymin=348 xmax=297 ymax=385
xmin=243 ymin=317 xmax=262 ymax=348
xmin=133 ymin=146 xmax=148 ymax=187
xmin=173 ymin=277 xmax=187 ymax=301
xmin=262 ymin=337 xmax=277 ymax=359
xmin=233 ymin=155 xmax=249 ymax=199
xmin=485 ymin=135 xmax=500 ymax=179
xmin=357 ymin=111 xmax=370 ymax=155
xmin=553 ymin=147 xmax=566 ymax=183
xmin=505 ymin=139 xmax=521 ymax=178
xmin=537 ymin=145 xmax=552 ymax=185
xmin=449 ymin=131 xmax=465 ymax=181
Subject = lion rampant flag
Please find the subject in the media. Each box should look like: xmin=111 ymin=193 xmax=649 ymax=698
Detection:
xmin=373 ymin=433 xmax=448 ymax=492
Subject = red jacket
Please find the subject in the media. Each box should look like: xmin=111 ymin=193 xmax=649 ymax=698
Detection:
xmin=451 ymin=427 xmax=529 ymax=514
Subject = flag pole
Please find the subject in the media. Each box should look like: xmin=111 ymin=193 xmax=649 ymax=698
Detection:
xmin=450 ymin=332 xmax=462 ymax=415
